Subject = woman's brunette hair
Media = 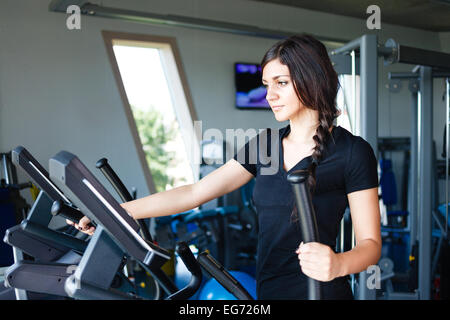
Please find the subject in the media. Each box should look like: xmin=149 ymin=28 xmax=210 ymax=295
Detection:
xmin=261 ymin=34 xmax=340 ymax=192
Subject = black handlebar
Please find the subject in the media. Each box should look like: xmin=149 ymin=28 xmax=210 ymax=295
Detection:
xmin=95 ymin=158 xmax=153 ymax=242
xmin=96 ymin=158 xmax=134 ymax=202
xmin=51 ymin=200 xmax=96 ymax=228
xmin=165 ymin=242 xmax=202 ymax=300
xmin=287 ymin=169 xmax=322 ymax=300
xmin=0 ymin=181 xmax=32 ymax=190
xmin=197 ymin=251 xmax=254 ymax=300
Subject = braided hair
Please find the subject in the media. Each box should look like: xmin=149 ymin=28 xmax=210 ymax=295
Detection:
xmin=261 ymin=34 xmax=340 ymax=192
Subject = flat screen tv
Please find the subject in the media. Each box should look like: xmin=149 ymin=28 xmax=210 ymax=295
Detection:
xmin=235 ymin=62 xmax=270 ymax=109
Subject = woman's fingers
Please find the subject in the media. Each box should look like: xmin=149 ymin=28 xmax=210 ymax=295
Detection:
xmin=78 ymin=216 xmax=91 ymax=230
xmin=66 ymin=216 xmax=96 ymax=235
xmin=66 ymin=216 xmax=95 ymax=235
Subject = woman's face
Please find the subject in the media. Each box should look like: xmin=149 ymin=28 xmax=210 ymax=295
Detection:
xmin=262 ymin=59 xmax=305 ymax=122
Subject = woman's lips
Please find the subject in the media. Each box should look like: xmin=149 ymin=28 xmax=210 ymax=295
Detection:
xmin=272 ymin=105 xmax=284 ymax=111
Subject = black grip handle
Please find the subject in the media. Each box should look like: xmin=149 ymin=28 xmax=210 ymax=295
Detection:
xmin=51 ymin=200 xmax=96 ymax=228
xmin=287 ymin=169 xmax=321 ymax=300
xmin=16 ymin=182 xmax=33 ymax=190
xmin=4 ymin=182 xmax=32 ymax=191
xmin=96 ymin=158 xmax=153 ymax=242
xmin=166 ymin=242 xmax=202 ymax=300
xmin=197 ymin=251 xmax=253 ymax=300
xmin=96 ymin=158 xmax=133 ymax=202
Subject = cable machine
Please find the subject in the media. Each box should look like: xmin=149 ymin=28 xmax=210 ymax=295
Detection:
xmin=331 ymin=34 xmax=450 ymax=300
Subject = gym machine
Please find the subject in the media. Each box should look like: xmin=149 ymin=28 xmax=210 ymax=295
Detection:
xmin=331 ymin=34 xmax=450 ymax=300
xmin=2 ymin=146 xmax=132 ymax=299
xmin=2 ymin=146 xmax=254 ymax=300
xmin=4 ymin=146 xmax=179 ymax=299
xmin=0 ymin=152 xmax=32 ymax=267
xmin=48 ymin=150 xmax=253 ymax=300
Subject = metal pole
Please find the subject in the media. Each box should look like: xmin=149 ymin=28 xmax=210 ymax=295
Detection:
xmin=446 ymin=78 xmax=449 ymax=237
xmin=2 ymin=153 xmax=10 ymax=185
xmin=418 ymin=66 xmax=433 ymax=300
xmin=410 ymin=82 xmax=419 ymax=252
xmin=47 ymin=2 xmax=349 ymax=46
xmin=360 ymin=34 xmax=379 ymax=155
xmin=331 ymin=37 xmax=362 ymax=55
xmin=356 ymin=34 xmax=378 ymax=300
xmin=12 ymin=247 xmax=28 ymax=300
xmin=351 ymin=50 xmax=357 ymax=135
xmin=389 ymin=72 xmax=419 ymax=79
xmin=389 ymin=72 xmax=450 ymax=79
xmin=350 ymin=49 xmax=357 ymax=294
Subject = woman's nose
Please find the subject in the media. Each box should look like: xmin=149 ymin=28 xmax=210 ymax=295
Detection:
xmin=265 ymin=86 xmax=278 ymax=101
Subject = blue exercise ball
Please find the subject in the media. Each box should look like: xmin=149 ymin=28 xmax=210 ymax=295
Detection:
xmin=198 ymin=271 xmax=256 ymax=300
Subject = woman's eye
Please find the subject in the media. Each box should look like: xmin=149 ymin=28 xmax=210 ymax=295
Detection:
xmin=262 ymin=81 xmax=287 ymax=88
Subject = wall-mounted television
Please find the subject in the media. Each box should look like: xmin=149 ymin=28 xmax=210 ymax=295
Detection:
xmin=235 ymin=62 xmax=270 ymax=109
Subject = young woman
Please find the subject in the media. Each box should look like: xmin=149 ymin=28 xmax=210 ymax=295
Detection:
xmin=71 ymin=34 xmax=381 ymax=300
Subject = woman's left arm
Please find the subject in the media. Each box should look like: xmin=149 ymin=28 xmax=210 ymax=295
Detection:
xmin=335 ymin=187 xmax=382 ymax=277
xmin=297 ymin=187 xmax=381 ymax=281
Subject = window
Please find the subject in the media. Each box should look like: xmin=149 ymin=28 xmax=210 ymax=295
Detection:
xmin=103 ymin=31 xmax=200 ymax=193
xmin=336 ymin=74 xmax=360 ymax=135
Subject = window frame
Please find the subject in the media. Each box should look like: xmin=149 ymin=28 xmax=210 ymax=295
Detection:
xmin=102 ymin=30 xmax=200 ymax=193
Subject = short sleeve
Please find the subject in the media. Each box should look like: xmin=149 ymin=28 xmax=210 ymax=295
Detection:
xmin=344 ymin=137 xmax=379 ymax=194
xmin=232 ymin=135 xmax=258 ymax=177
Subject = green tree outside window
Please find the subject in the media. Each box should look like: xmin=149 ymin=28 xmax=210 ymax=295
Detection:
xmin=132 ymin=106 xmax=185 ymax=192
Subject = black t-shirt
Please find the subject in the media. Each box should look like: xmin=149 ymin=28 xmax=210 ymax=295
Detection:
xmin=233 ymin=124 xmax=378 ymax=300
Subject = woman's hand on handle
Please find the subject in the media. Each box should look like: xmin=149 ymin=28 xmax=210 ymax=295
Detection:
xmin=66 ymin=217 xmax=96 ymax=236
xmin=296 ymin=242 xmax=343 ymax=282
xmin=64 ymin=203 xmax=134 ymax=236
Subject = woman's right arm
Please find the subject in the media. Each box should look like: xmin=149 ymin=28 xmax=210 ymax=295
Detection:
xmin=72 ymin=159 xmax=254 ymax=233
xmin=123 ymin=158 xmax=254 ymax=219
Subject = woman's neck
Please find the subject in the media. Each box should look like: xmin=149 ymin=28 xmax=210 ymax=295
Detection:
xmin=287 ymin=109 xmax=320 ymax=144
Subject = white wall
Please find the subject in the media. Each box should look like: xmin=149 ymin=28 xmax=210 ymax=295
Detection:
xmin=0 ymin=0 xmax=447 ymax=205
